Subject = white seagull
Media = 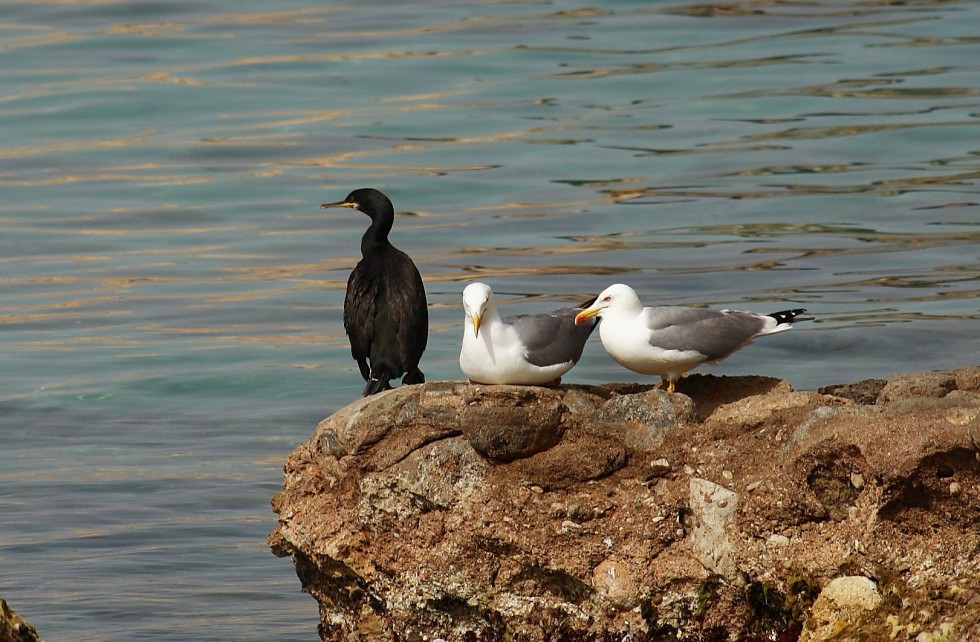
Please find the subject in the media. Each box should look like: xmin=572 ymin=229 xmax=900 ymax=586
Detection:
xmin=460 ymin=282 xmax=599 ymax=385
xmin=574 ymin=283 xmax=807 ymax=393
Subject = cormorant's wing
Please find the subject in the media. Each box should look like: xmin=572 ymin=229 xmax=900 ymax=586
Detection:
xmin=344 ymin=261 xmax=375 ymax=381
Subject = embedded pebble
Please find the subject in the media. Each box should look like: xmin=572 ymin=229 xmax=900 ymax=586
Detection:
xmin=801 ymin=576 xmax=882 ymax=642
xmin=850 ymin=472 xmax=865 ymax=490
xmin=949 ymin=482 xmax=962 ymax=496
xmin=649 ymin=458 xmax=671 ymax=475
xmin=945 ymin=408 xmax=979 ymax=426
xmin=768 ymin=534 xmax=791 ymax=547
xmin=592 ymin=559 xmax=638 ymax=609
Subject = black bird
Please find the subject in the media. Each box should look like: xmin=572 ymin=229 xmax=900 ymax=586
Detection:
xmin=321 ymin=188 xmax=428 ymax=396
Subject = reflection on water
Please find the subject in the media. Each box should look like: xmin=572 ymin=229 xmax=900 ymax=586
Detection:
xmin=1 ymin=0 xmax=978 ymax=640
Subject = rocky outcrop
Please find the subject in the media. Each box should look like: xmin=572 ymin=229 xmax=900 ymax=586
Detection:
xmin=0 ymin=599 xmax=42 ymax=642
xmin=270 ymin=368 xmax=980 ymax=641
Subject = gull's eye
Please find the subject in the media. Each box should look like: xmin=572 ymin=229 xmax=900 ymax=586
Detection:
xmin=603 ymin=296 xmax=612 ymax=302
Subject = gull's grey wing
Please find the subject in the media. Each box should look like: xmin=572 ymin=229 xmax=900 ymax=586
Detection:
xmin=643 ymin=307 xmax=769 ymax=361
xmin=505 ymin=307 xmax=597 ymax=368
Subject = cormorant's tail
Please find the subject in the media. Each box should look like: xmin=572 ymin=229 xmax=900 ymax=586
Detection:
xmin=767 ymin=308 xmax=810 ymax=325
xmin=363 ymin=371 xmax=393 ymax=396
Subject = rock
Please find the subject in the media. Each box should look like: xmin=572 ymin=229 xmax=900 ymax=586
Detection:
xmin=459 ymin=385 xmax=564 ymax=461
xmin=952 ymin=366 xmax=980 ymax=392
xmin=688 ymin=478 xmax=739 ymax=579
xmin=0 ymin=598 xmax=42 ymax=642
xmin=649 ymin=458 xmax=671 ymax=476
xmin=877 ymin=371 xmax=956 ymax=404
xmin=800 ymin=576 xmax=881 ymax=642
xmin=357 ymin=438 xmax=489 ymax=530
xmin=818 ymin=378 xmax=887 ymax=404
xmin=591 ymin=560 xmax=638 ymax=610
xmin=675 ymin=373 xmax=792 ymax=419
xmin=767 ymin=533 xmax=790 ymax=547
xmin=590 ymin=387 xmax=683 ymax=451
xmin=705 ymin=390 xmax=836 ymax=432
xmin=270 ymin=368 xmax=980 ymax=642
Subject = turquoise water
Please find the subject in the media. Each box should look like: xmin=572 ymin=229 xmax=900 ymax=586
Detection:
xmin=1 ymin=1 xmax=977 ymax=639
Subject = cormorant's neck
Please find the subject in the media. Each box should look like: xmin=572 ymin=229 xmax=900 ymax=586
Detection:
xmin=360 ymin=210 xmax=394 ymax=253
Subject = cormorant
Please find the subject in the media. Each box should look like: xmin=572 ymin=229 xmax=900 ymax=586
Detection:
xmin=321 ymin=188 xmax=428 ymax=396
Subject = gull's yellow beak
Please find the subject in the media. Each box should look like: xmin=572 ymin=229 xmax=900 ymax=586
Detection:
xmin=472 ymin=313 xmax=481 ymax=337
xmin=575 ymin=307 xmax=601 ymax=325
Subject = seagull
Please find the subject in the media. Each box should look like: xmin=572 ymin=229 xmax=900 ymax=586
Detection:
xmin=459 ymin=282 xmax=599 ymax=385
xmin=322 ymin=188 xmax=428 ymax=396
xmin=574 ymin=283 xmax=807 ymax=393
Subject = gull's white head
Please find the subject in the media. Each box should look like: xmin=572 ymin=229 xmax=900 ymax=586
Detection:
xmin=462 ymin=282 xmax=494 ymax=337
xmin=574 ymin=283 xmax=643 ymax=324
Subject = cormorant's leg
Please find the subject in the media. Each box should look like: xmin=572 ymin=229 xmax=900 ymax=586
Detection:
xmin=355 ymin=357 xmax=370 ymax=382
xmin=402 ymin=367 xmax=425 ymax=386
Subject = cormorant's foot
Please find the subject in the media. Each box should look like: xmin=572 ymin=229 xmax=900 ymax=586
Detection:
xmin=402 ymin=368 xmax=425 ymax=386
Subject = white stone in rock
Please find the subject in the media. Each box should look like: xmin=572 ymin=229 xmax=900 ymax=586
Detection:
xmin=688 ymin=477 xmax=739 ymax=579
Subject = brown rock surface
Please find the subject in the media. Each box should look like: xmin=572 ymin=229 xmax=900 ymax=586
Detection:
xmin=270 ymin=369 xmax=980 ymax=641
xmin=0 ymin=599 xmax=42 ymax=642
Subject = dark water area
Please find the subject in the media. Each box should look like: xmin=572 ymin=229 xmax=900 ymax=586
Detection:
xmin=1 ymin=1 xmax=977 ymax=639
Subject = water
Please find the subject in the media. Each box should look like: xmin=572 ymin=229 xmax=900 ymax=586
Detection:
xmin=1 ymin=1 xmax=977 ymax=639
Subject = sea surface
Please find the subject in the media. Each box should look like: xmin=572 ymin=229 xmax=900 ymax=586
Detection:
xmin=1 ymin=1 xmax=977 ymax=640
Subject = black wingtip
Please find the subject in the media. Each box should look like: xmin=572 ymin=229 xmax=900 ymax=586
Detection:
xmin=768 ymin=308 xmax=811 ymax=325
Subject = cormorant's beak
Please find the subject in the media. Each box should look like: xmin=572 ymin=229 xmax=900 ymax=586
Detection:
xmin=472 ymin=313 xmax=481 ymax=337
xmin=321 ymin=200 xmax=358 ymax=210
xmin=574 ymin=307 xmax=601 ymax=325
